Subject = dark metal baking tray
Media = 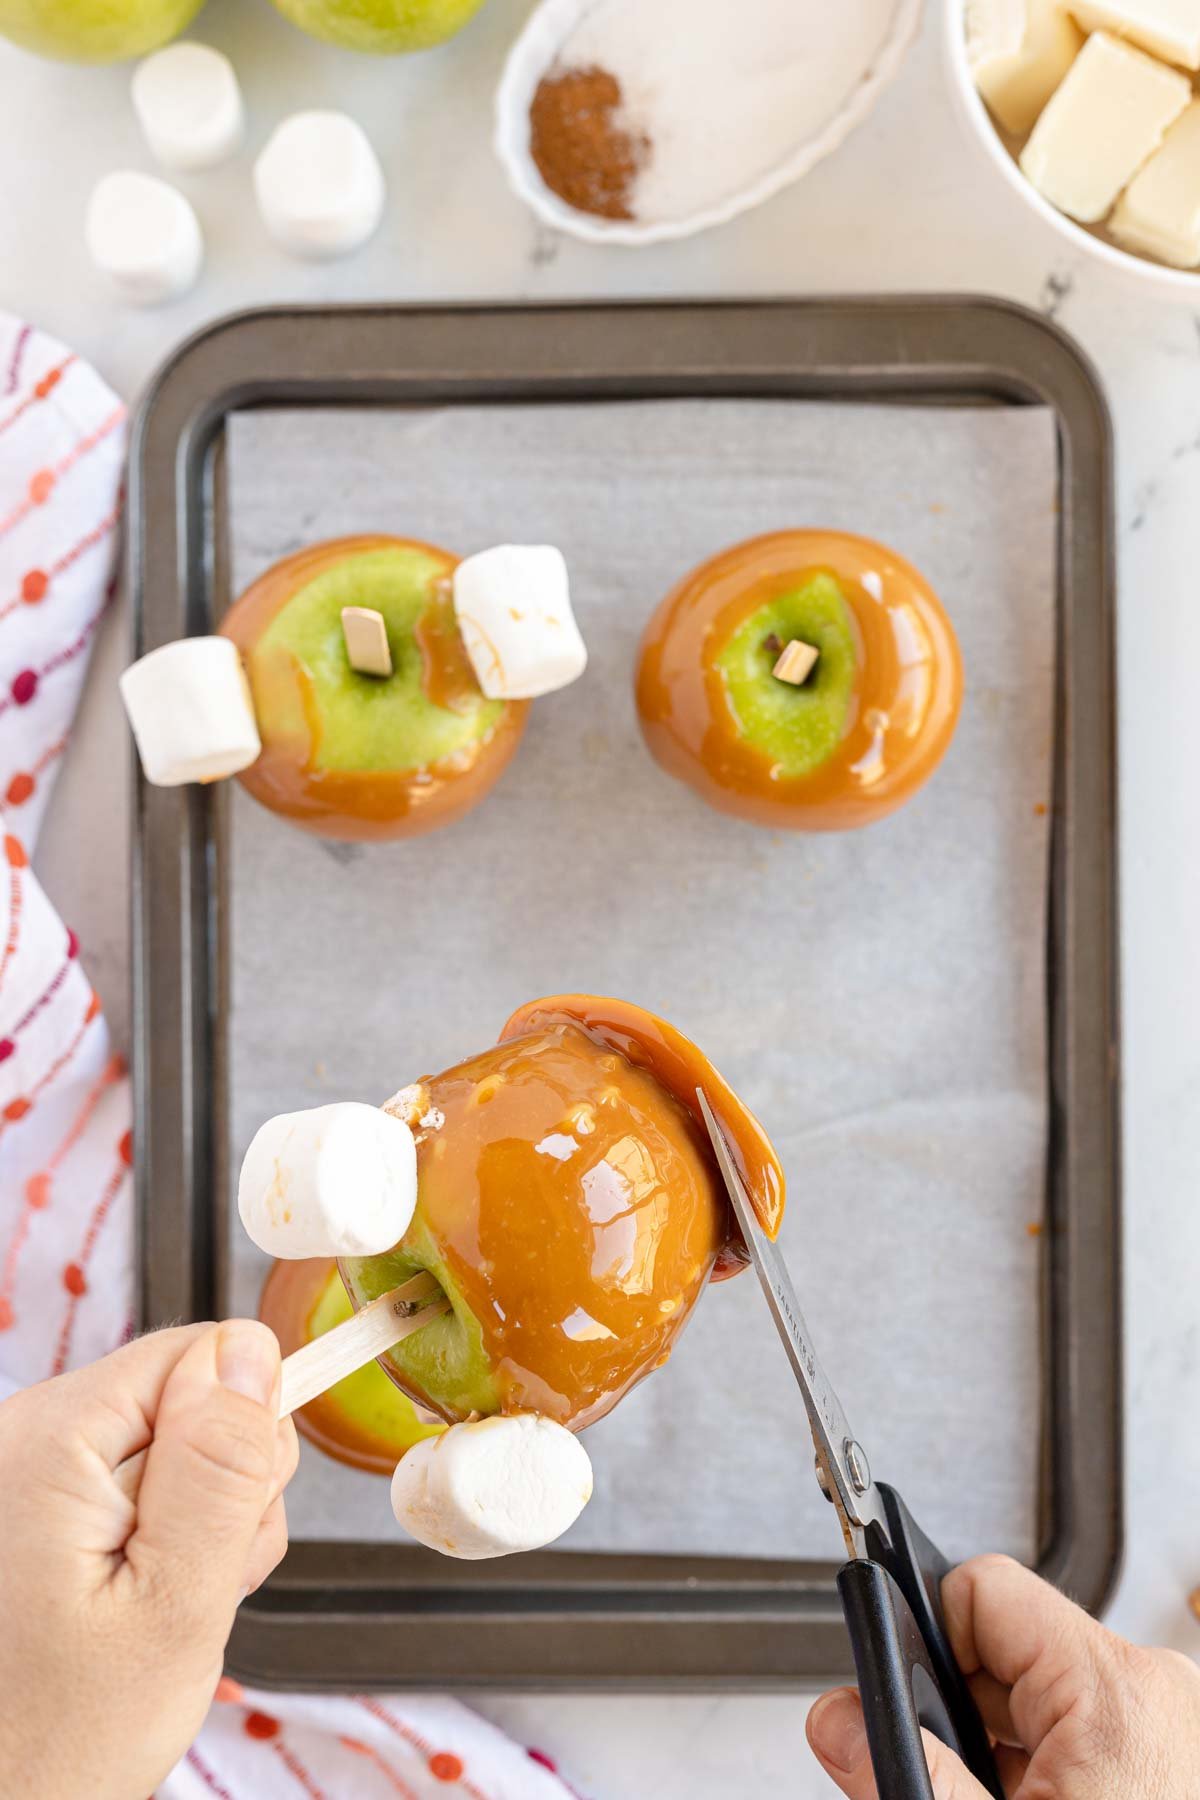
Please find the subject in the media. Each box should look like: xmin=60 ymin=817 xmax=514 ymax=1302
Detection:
xmin=128 ymin=299 xmax=1120 ymax=1691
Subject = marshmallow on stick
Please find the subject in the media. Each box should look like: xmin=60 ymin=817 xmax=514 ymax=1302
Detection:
xmin=132 ymin=42 xmax=245 ymax=171
xmin=390 ymin=1415 xmax=594 ymax=1558
xmin=254 ymin=112 xmax=385 ymax=259
xmin=120 ymin=637 xmax=261 ymax=786
xmin=239 ymin=1102 xmax=418 ymax=1260
xmin=453 ymin=545 xmax=588 ymax=700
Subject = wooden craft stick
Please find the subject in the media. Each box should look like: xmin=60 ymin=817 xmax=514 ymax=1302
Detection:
xmin=279 ymin=1271 xmax=447 ymax=1419
xmin=773 ymin=639 xmax=819 ymax=685
xmin=341 ymin=605 xmax=393 ymax=678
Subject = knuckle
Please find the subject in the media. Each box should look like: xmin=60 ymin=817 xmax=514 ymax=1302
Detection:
xmin=180 ymin=1404 xmax=275 ymax=1498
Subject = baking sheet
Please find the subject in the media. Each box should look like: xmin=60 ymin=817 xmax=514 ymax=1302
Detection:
xmin=224 ymin=398 xmax=1056 ymax=1565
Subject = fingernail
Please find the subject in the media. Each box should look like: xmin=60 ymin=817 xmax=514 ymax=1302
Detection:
xmin=809 ymin=1690 xmax=868 ymax=1774
xmin=217 ymin=1321 xmax=278 ymax=1406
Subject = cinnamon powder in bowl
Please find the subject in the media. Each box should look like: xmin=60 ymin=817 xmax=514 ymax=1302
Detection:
xmin=496 ymin=0 xmax=921 ymax=245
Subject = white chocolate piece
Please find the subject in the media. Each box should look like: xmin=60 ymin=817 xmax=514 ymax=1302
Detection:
xmin=966 ymin=0 xmax=1083 ymax=135
xmin=341 ymin=606 xmax=393 ymax=677
xmin=1019 ymin=32 xmax=1189 ymax=222
xmin=254 ymin=111 xmax=385 ymax=259
xmin=238 ymin=1103 xmax=417 ymax=1261
xmin=1111 ymin=98 xmax=1200 ymax=263
xmin=1071 ymin=0 xmax=1200 ymax=69
xmin=453 ymin=545 xmax=587 ymax=701
xmin=85 ymin=171 xmax=203 ymax=305
xmin=132 ymin=42 xmax=245 ymax=171
xmin=119 ymin=637 xmax=260 ymax=786
xmin=390 ymin=1415 xmax=593 ymax=1559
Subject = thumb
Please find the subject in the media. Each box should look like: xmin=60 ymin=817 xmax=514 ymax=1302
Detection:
xmin=808 ymin=1689 xmax=992 ymax=1800
xmin=127 ymin=1320 xmax=281 ymax=1628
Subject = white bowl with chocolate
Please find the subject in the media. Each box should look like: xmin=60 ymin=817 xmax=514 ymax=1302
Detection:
xmin=494 ymin=0 xmax=922 ymax=245
xmin=945 ymin=0 xmax=1200 ymax=290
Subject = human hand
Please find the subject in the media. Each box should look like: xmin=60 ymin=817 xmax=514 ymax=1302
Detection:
xmin=807 ymin=1552 xmax=1200 ymax=1798
xmin=0 ymin=1322 xmax=298 ymax=1800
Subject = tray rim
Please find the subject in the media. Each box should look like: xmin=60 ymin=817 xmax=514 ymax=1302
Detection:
xmin=128 ymin=295 xmax=1121 ymax=1691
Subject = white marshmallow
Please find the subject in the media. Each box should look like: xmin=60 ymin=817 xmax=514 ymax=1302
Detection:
xmin=390 ymin=1415 xmax=593 ymax=1559
xmin=85 ymin=171 xmax=204 ymax=306
xmin=132 ymin=42 xmax=245 ymax=172
xmin=453 ymin=546 xmax=587 ymax=701
xmin=120 ymin=637 xmax=261 ymax=787
xmin=238 ymin=1103 xmax=418 ymax=1261
xmin=254 ymin=111 xmax=385 ymax=260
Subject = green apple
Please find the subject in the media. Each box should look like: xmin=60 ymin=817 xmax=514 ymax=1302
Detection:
xmin=307 ymin=1267 xmax=443 ymax=1456
xmin=714 ymin=571 xmax=857 ymax=777
xmin=267 ymin=0 xmax=488 ymax=54
xmin=0 ymin=0 xmax=206 ymax=61
xmin=340 ymin=1010 xmax=729 ymax=1430
xmin=222 ymin=536 xmax=528 ymax=841
xmin=253 ymin=546 xmax=502 ymax=774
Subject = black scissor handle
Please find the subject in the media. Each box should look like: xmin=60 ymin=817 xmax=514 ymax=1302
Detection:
xmin=838 ymin=1558 xmax=945 ymax=1800
xmin=868 ymin=1484 xmax=1003 ymax=1797
xmin=837 ymin=1482 xmax=1005 ymax=1800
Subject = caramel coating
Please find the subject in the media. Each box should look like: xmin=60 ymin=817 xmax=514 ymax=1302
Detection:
xmin=348 ymin=999 xmax=784 ymax=1430
xmin=636 ymin=530 xmax=963 ymax=831
xmin=219 ymin=534 xmax=529 ymax=842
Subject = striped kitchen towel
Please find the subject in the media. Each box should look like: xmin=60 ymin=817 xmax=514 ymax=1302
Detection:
xmin=0 ymin=312 xmax=585 ymax=1800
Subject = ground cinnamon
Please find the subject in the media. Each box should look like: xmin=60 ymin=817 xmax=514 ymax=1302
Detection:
xmin=529 ymin=64 xmax=649 ymax=222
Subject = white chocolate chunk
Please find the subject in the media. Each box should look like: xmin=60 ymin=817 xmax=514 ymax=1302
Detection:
xmin=1019 ymin=32 xmax=1189 ymax=222
xmin=238 ymin=1103 xmax=417 ymax=1261
xmin=85 ymin=171 xmax=203 ymax=305
xmin=390 ymin=1415 xmax=593 ymax=1559
xmin=453 ymin=545 xmax=587 ymax=700
xmin=1111 ymin=98 xmax=1200 ymax=262
xmin=1071 ymin=0 xmax=1200 ymax=69
xmin=967 ymin=0 xmax=1083 ymax=135
xmin=132 ymin=42 xmax=244 ymax=171
xmin=120 ymin=637 xmax=260 ymax=786
xmin=254 ymin=111 xmax=385 ymax=259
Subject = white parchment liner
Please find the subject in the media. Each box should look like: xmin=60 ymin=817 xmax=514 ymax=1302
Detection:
xmin=225 ymin=398 xmax=1056 ymax=1565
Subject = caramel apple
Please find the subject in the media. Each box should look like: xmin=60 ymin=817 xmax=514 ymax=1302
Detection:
xmin=339 ymin=996 xmax=783 ymax=1432
xmin=635 ymin=529 xmax=963 ymax=831
xmin=219 ymin=535 xmax=529 ymax=842
xmin=259 ymin=1257 xmax=443 ymax=1475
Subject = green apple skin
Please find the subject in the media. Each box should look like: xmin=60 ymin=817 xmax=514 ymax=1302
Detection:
xmin=308 ymin=1268 xmax=443 ymax=1455
xmin=714 ymin=571 xmax=858 ymax=778
xmin=268 ymin=0 xmax=488 ymax=54
xmin=0 ymin=0 xmax=206 ymax=61
xmin=342 ymin=1214 xmax=501 ymax=1421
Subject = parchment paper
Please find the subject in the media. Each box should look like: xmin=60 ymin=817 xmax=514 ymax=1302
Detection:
xmin=224 ymin=399 xmax=1056 ymax=1564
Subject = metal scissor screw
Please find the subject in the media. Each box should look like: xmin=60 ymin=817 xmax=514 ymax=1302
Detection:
xmin=844 ymin=1439 xmax=871 ymax=1495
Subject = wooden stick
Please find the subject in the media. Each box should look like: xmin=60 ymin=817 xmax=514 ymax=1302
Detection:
xmin=772 ymin=639 xmax=819 ymax=685
xmin=341 ymin=606 xmax=393 ymax=678
xmin=278 ymin=1271 xmax=447 ymax=1419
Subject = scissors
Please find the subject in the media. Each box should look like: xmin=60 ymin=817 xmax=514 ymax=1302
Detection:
xmin=696 ymin=1090 xmax=1004 ymax=1800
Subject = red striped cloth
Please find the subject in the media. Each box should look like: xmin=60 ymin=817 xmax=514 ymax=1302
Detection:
xmin=0 ymin=315 xmax=587 ymax=1800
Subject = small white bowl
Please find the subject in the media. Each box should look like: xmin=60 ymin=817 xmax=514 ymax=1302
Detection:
xmin=941 ymin=0 xmax=1200 ymax=295
xmin=495 ymin=0 xmax=922 ymax=247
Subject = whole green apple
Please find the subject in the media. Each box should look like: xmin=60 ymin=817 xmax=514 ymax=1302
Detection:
xmin=0 ymin=0 xmax=206 ymax=61
xmin=219 ymin=534 xmax=529 ymax=842
xmin=267 ymin=0 xmax=488 ymax=54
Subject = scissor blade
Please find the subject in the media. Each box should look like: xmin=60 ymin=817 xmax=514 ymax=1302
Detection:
xmin=696 ymin=1088 xmax=885 ymax=1546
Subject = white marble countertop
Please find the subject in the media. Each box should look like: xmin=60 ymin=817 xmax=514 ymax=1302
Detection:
xmin=3 ymin=1 xmax=1199 ymax=1793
